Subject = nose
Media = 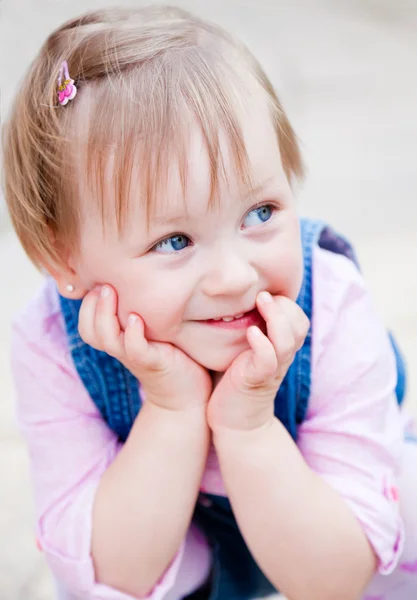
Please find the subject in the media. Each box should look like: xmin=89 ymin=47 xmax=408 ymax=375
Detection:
xmin=201 ymin=249 xmax=258 ymax=298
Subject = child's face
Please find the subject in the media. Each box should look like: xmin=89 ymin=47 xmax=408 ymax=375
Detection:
xmin=73 ymin=102 xmax=303 ymax=372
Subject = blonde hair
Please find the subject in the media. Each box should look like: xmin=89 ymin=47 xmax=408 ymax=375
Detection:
xmin=2 ymin=5 xmax=304 ymax=270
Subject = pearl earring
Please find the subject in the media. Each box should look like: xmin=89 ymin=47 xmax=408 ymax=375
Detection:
xmin=66 ymin=284 xmax=74 ymax=293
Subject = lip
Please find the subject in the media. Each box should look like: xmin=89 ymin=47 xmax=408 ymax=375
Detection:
xmin=197 ymin=308 xmax=265 ymax=330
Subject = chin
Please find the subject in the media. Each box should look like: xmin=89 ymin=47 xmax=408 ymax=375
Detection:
xmin=191 ymin=347 xmax=243 ymax=373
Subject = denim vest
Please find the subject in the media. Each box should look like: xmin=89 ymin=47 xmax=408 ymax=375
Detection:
xmin=59 ymin=218 xmax=406 ymax=599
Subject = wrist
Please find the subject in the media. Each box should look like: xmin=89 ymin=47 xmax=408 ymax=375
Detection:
xmin=211 ymin=415 xmax=276 ymax=451
xmin=138 ymin=400 xmax=210 ymax=436
xmin=207 ymin=396 xmax=275 ymax=436
xmin=143 ymin=386 xmax=211 ymax=413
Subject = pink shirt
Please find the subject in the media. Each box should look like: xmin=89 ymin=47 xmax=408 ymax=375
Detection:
xmin=11 ymin=247 xmax=405 ymax=600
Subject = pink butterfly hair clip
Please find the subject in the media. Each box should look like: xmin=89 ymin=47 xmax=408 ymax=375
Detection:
xmin=57 ymin=61 xmax=77 ymax=106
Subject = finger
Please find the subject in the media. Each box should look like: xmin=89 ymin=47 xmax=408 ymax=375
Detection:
xmin=94 ymin=285 xmax=124 ymax=357
xmin=273 ymin=297 xmax=310 ymax=351
xmin=78 ymin=288 xmax=101 ymax=346
xmin=244 ymin=325 xmax=278 ymax=386
xmin=123 ymin=313 xmax=162 ymax=371
xmin=256 ymin=293 xmax=297 ymax=376
xmin=257 ymin=293 xmax=309 ymax=352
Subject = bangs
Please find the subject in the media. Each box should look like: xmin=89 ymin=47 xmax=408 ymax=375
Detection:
xmin=4 ymin=4 xmax=304 ymax=271
xmin=83 ymin=49 xmax=254 ymax=232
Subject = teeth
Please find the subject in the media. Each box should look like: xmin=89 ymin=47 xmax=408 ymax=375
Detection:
xmin=210 ymin=313 xmax=246 ymax=322
xmin=221 ymin=313 xmax=245 ymax=322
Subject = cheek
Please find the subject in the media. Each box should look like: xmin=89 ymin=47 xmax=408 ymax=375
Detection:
xmin=114 ymin=270 xmax=190 ymax=341
xmin=265 ymin=236 xmax=303 ymax=300
xmin=74 ymin=234 xmax=191 ymax=341
xmin=287 ymin=246 xmax=304 ymax=300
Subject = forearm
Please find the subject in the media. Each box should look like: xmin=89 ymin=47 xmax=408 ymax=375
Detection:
xmin=92 ymin=401 xmax=210 ymax=597
xmin=213 ymin=418 xmax=377 ymax=600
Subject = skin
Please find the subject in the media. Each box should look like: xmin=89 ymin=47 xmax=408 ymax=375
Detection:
xmin=57 ymin=97 xmax=303 ymax=374
xmin=51 ymin=96 xmax=376 ymax=598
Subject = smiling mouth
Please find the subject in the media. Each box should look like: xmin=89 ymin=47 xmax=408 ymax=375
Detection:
xmin=211 ymin=312 xmax=247 ymax=322
xmin=197 ymin=308 xmax=264 ymax=330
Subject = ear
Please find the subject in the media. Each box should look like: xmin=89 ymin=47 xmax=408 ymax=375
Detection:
xmin=45 ymin=256 xmax=90 ymax=300
xmin=46 ymin=265 xmax=88 ymax=299
xmin=43 ymin=229 xmax=90 ymax=300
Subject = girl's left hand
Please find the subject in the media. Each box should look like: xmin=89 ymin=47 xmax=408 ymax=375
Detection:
xmin=207 ymin=292 xmax=310 ymax=433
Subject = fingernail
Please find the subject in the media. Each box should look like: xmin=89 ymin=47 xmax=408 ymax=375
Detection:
xmin=128 ymin=314 xmax=138 ymax=326
xmin=258 ymin=291 xmax=273 ymax=304
xmin=100 ymin=285 xmax=110 ymax=298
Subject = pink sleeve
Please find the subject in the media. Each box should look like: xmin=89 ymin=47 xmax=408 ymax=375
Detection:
xmin=297 ymin=247 xmax=405 ymax=575
xmin=11 ymin=282 xmax=211 ymax=599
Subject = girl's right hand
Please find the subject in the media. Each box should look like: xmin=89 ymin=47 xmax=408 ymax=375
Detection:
xmin=78 ymin=285 xmax=213 ymax=411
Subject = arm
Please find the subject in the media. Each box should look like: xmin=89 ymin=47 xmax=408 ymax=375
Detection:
xmin=12 ymin=282 xmax=212 ymax=600
xmin=78 ymin=284 xmax=214 ymax=596
xmin=209 ymin=255 xmax=403 ymax=600
xmin=213 ymin=419 xmax=376 ymax=600
xmin=92 ymin=401 xmax=210 ymax=597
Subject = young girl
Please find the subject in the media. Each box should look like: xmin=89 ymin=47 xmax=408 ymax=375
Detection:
xmin=3 ymin=5 xmax=416 ymax=600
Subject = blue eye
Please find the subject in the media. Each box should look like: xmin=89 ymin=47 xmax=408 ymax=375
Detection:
xmin=243 ymin=205 xmax=273 ymax=227
xmin=152 ymin=234 xmax=190 ymax=253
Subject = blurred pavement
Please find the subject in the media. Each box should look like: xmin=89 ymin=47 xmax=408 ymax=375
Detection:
xmin=1 ymin=1 xmax=416 ymax=598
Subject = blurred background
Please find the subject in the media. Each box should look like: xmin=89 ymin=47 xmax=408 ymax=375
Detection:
xmin=1 ymin=0 xmax=416 ymax=598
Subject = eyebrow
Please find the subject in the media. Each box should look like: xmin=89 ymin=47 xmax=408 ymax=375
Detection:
xmin=153 ymin=214 xmax=187 ymax=227
xmin=242 ymin=176 xmax=275 ymax=200
xmin=153 ymin=177 xmax=277 ymax=227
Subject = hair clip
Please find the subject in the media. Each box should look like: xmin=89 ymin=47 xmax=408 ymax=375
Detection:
xmin=57 ymin=61 xmax=77 ymax=106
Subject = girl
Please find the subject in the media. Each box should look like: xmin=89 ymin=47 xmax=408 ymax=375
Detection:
xmin=3 ymin=5 xmax=416 ymax=600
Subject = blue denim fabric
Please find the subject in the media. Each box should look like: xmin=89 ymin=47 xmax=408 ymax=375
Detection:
xmin=58 ymin=218 xmax=406 ymax=599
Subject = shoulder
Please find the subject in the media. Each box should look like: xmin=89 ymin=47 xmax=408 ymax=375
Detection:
xmin=12 ymin=276 xmax=69 ymax=364
xmin=311 ymin=244 xmax=382 ymax=354
xmin=310 ymin=245 xmax=397 ymax=402
xmin=312 ymin=244 xmax=368 ymax=310
xmin=10 ymin=278 xmax=96 ymax=421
